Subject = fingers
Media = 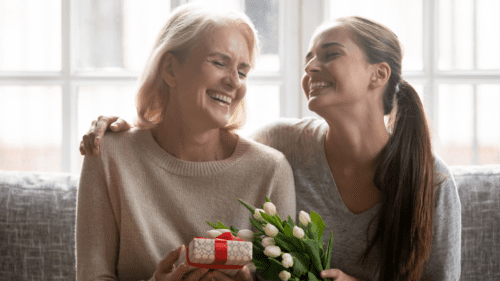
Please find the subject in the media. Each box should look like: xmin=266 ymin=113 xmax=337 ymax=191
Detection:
xmin=235 ymin=266 xmax=252 ymax=281
xmin=210 ymin=270 xmax=234 ymax=281
xmin=321 ymin=269 xmax=342 ymax=280
xmin=93 ymin=116 xmax=120 ymax=153
xmin=320 ymin=269 xmax=358 ymax=281
xmin=81 ymin=135 xmax=94 ymax=156
xmin=183 ymin=268 xmax=210 ymax=281
xmin=162 ymin=264 xmax=189 ymax=281
xmin=157 ymin=245 xmax=185 ymax=275
xmin=110 ymin=117 xmax=132 ymax=132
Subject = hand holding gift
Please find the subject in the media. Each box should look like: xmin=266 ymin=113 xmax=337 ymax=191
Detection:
xmin=207 ymin=198 xmax=334 ymax=281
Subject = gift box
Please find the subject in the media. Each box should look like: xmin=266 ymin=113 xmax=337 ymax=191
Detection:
xmin=175 ymin=232 xmax=253 ymax=276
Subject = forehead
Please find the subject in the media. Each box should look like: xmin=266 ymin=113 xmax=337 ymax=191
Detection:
xmin=199 ymin=25 xmax=251 ymax=61
xmin=309 ymin=24 xmax=356 ymax=51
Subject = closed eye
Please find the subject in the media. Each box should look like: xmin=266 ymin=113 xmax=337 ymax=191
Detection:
xmin=325 ymin=52 xmax=340 ymax=59
xmin=238 ymin=71 xmax=247 ymax=78
xmin=213 ymin=61 xmax=225 ymax=67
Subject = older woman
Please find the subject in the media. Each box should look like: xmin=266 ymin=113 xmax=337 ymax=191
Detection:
xmin=81 ymin=16 xmax=461 ymax=281
xmin=75 ymin=4 xmax=296 ymax=281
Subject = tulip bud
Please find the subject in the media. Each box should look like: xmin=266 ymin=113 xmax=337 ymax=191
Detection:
xmin=263 ymin=202 xmax=277 ymax=216
xmin=263 ymin=245 xmax=281 ymax=258
xmin=206 ymin=229 xmax=223 ymax=238
xmin=279 ymin=270 xmax=291 ymax=281
xmin=237 ymin=229 xmax=255 ymax=242
xmin=293 ymin=226 xmax=305 ymax=239
xmin=219 ymin=229 xmax=232 ymax=233
xmin=264 ymin=223 xmax=279 ymax=237
xmin=254 ymin=209 xmax=265 ymax=222
xmin=261 ymin=237 xmax=275 ymax=247
xmin=281 ymin=253 xmax=293 ymax=268
xmin=299 ymin=211 xmax=311 ymax=227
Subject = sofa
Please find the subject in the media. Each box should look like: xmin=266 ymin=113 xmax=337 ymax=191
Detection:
xmin=1 ymin=165 xmax=499 ymax=280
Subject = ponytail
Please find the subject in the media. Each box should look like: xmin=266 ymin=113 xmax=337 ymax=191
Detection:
xmin=334 ymin=16 xmax=437 ymax=280
xmin=365 ymin=79 xmax=435 ymax=281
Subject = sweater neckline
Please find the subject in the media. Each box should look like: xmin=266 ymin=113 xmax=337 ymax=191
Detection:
xmin=315 ymin=121 xmax=380 ymax=217
xmin=138 ymin=128 xmax=250 ymax=176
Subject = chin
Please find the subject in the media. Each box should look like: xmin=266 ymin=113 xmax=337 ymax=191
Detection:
xmin=307 ymin=95 xmax=329 ymax=111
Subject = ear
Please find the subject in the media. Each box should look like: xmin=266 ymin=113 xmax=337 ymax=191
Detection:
xmin=371 ymin=62 xmax=391 ymax=88
xmin=161 ymin=52 xmax=179 ymax=88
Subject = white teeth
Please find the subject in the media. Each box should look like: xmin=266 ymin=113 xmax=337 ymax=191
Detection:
xmin=209 ymin=93 xmax=232 ymax=104
xmin=309 ymin=81 xmax=333 ymax=91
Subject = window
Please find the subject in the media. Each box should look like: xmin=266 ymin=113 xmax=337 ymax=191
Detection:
xmin=0 ymin=0 xmax=300 ymax=173
xmin=1 ymin=0 xmax=499 ymax=173
xmin=317 ymin=0 xmax=500 ymax=165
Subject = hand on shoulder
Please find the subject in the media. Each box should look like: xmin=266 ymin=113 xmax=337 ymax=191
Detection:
xmin=79 ymin=115 xmax=132 ymax=156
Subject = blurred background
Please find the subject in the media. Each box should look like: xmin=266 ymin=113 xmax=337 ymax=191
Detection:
xmin=1 ymin=0 xmax=499 ymax=174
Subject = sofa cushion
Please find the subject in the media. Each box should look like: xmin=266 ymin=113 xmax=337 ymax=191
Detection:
xmin=451 ymin=165 xmax=500 ymax=280
xmin=0 ymin=171 xmax=78 ymax=281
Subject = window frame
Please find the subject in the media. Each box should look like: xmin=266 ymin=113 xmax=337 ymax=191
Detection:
xmin=1 ymin=0 xmax=500 ymax=173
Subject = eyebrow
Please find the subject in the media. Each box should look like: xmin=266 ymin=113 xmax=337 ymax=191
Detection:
xmin=208 ymin=52 xmax=251 ymax=69
xmin=305 ymin=42 xmax=345 ymax=60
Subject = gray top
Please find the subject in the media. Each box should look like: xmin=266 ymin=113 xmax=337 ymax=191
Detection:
xmin=251 ymin=117 xmax=461 ymax=281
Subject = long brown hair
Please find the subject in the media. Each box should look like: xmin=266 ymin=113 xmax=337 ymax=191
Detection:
xmin=336 ymin=17 xmax=435 ymax=280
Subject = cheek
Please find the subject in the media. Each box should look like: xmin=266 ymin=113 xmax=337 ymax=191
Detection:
xmin=301 ymin=74 xmax=309 ymax=96
xmin=236 ymin=84 xmax=247 ymax=101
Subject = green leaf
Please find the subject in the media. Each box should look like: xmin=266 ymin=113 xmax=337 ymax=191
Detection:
xmin=274 ymin=233 xmax=297 ymax=253
xmin=238 ymin=199 xmax=256 ymax=214
xmin=308 ymin=271 xmax=321 ymax=281
xmin=265 ymin=196 xmax=271 ymax=203
xmin=302 ymin=239 xmax=323 ymax=273
xmin=260 ymin=257 xmax=285 ymax=281
xmin=310 ymin=211 xmax=326 ymax=243
xmin=206 ymin=221 xmax=219 ymax=229
xmin=322 ymin=232 xmax=334 ymax=270
xmin=290 ymin=252 xmax=310 ymax=277
xmin=217 ymin=221 xmax=229 ymax=229
xmin=229 ymin=226 xmax=239 ymax=236
xmin=275 ymin=214 xmax=284 ymax=225
xmin=287 ymin=216 xmax=296 ymax=227
xmin=284 ymin=223 xmax=293 ymax=237
xmin=249 ymin=218 xmax=265 ymax=233
xmin=261 ymin=212 xmax=285 ymax=233
xmin=307 ymin=221 xmax=319 ymax=241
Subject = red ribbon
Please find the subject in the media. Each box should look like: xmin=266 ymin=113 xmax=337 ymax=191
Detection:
xmin=186 ymin=232 xmax=246 ymax=269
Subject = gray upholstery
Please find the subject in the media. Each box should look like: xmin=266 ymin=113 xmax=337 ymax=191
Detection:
xmin=1 ymin=166 xmax=499 ymax=280
xmin=0 ymin=171 xmax=78 ymax=281
xmin=451 ymin=165 xmax=500 ymax=280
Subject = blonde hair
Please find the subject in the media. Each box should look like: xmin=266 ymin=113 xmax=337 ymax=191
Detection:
xmin=134 ymin=3 xmax=260 ymax=130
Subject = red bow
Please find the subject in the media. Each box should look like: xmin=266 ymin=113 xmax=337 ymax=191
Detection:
xmin=186 ymin=232 xmax=245 ymax=269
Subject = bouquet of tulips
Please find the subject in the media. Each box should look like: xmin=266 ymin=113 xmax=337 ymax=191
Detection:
xmin=206 ymin=198 xmax=333 ymax=281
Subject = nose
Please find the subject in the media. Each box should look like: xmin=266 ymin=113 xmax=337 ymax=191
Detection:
xmin=304 ymin=56 xmax=320 ymax=74
xmin=224 ymin=69 xmax=242 ymax=89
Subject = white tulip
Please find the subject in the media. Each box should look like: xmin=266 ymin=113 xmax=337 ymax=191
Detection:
xmin=219 ymin=229 xmax=232 ymax=233
xmin=264 ymin=223 xmax=279 ymax=237
xmin=237 ymin=229 xmax=255 ymax=242
xmin=261 ymin=237 xmax=275 ymax=247
xmin=206 ymin=229 xmax=223 ymax=238
xmin=263 ymin=202 xmax=277 ymax=216
xmin=279 ymin=270 xmax=291 ymax=281
xmin=281 ymin=253 xmax=293 ymax=268
xmin=299 ymin=211 xmax=311 ymax=227
xmin=292 ymin=226 xmax=305 ymax=239
xmin=254 ymin=209 xmax=265 ymax=222
xmin=263 ymin=245 xmax=281 ymax=258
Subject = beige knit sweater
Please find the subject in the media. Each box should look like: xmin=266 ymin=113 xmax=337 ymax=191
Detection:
xmin=76 ymin=128 xmax=296 ymax=281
